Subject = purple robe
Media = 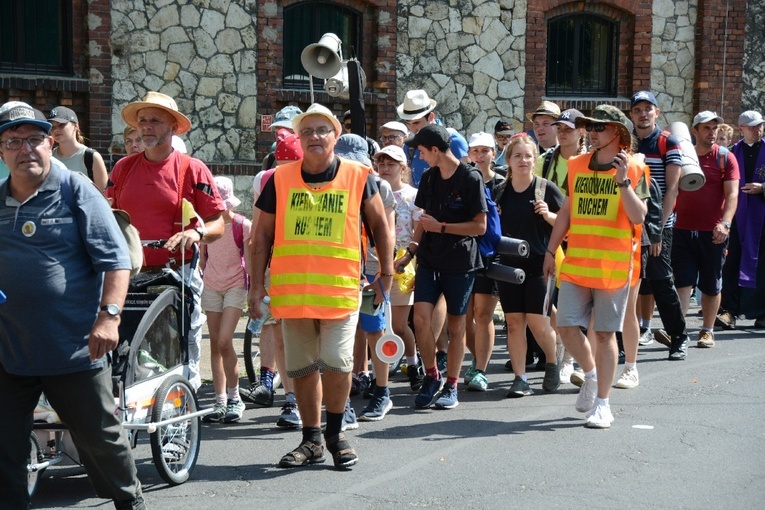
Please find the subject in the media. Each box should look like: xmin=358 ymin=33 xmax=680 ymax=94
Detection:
xmin=732 ymin=138 xmax=765 ymax=288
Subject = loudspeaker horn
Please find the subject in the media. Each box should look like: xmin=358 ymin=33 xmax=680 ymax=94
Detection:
xmin=325 ymin=61 xmax=367 ymax=99
xmin=300 ymin=33 xmax=343 ymax=79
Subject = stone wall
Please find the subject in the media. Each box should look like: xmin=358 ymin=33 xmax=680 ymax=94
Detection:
xmin=396 ymin=0 xmax=527 ymax=135
xmin=111 ymin=0 xmax=259 ymax=167
xmin=742 ymin=0 xmax=765 ymax=112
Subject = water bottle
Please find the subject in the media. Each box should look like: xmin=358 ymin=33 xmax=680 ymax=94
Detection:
xmin=247 ymin=296 xmax=271 ymax=336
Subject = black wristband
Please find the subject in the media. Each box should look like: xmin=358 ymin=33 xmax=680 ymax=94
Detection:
xmin=406 ymin=246 xmax=415 ymax=258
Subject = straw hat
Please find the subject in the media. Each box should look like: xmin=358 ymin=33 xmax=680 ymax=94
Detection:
xmin=121 ymin=91 xmax=192 ymax=134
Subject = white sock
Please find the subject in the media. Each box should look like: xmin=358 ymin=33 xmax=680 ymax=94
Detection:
xmin=585 ymin=368 xmax=597 ymax=381
xmin=226 ymin=386 xmax=239 ymax=401
xmin=407 ymin=354 xmax=419 ymax=367
xmin=624 ymin=361 xmax=637 ymax=370
xmin=520 ymin=374 xmax=528 ymax=382
xmin=594 ymin=396 xmax=609 ymax=407
xmin=216 ymin=393 xmax=226 ymax=405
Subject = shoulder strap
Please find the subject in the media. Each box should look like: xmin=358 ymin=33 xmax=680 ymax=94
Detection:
xmin=174 ymin=155 xmax=192 ymax=229
xmin=232 ymin=214 xmax=245 ymax=256
xmin=658 ymin=131 xmax=669 ymax=160
xmin=718 ymin=146 xmax=728 ymax=176
xmin=83 ymin=147 xmax=95 ymax=181
xmin=534 ymin=176 xmax=547 ymax=202
xmin=541 ymin=147 xmax=556 ymax=180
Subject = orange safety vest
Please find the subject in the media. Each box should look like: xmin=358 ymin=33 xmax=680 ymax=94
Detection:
xmin=561 ymin=153 xmax=646 ymax=290
xmin=269 ymin=159 xmax=367 ymax=319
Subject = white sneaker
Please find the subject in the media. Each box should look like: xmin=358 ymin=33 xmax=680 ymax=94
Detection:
xmin=614 ymin=367 xmax=639 ymax=389
xmin=638 ymin=329 xmax=654 ymax=346
xmin=575 ymin=377 xmax=597 ymax=413
xmin=585 ymin=402 xmax=614 ymax=428
xmin=559 ymin=362 xmax=575 ymax=384
xmin=569 ymin=370 xmax=585 ymax=388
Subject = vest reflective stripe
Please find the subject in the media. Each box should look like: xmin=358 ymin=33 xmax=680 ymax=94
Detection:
xmin=270 ymin=159 xmax=366 ymax=319
xmin=561 ymin=154 xmax=646 ymax=290
xmin=272 ymin=243 xmax=359 ymax=261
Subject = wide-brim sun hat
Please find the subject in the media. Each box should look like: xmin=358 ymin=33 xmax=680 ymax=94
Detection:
xmin=575 ymin=105 xmax=633 ymax=148
xmin=121 ymin=91 xmax=192 ymax=134
xmin=271 ymin=105 xmax=303 ymax=130
xmin=397 ymin=89 xmax=437 ymax=121
xmin=213 ymin=176 xmax=241 ymax=210
xmin=526 ymin=100 xmax=561 ymax=122
xmin=291 ymin=103 xmax=342 ymax=135
xmin=335 ymin=133 xmax=372 ymax=166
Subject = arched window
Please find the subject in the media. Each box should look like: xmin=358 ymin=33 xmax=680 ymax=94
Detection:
xmin=547 ymin=14 xmax=618 ymax=96
xmin=0 ymin=0 xmax=72 ymax=74
xmin=283 ymin=2 xmax=362 ymax=89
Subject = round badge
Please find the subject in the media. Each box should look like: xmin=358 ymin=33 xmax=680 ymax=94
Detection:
xmin=22 ymin=221 xmax=36 ymax=237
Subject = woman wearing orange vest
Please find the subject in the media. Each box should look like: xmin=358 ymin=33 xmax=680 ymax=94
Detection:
xmin=249 ymin=104 xmax=394 ymax=471
xmin=543 ymin=105 xmax=649 ymax=430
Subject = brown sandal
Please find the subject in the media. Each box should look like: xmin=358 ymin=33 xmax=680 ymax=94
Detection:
xmin=325 ymin=433 xmax=358 ymax=469
xmin=278 ymin=440 xmax=325 ymax=468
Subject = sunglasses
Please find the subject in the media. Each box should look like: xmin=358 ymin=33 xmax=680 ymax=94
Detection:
xmin=585 ymin=124 xmax=607 ymax=133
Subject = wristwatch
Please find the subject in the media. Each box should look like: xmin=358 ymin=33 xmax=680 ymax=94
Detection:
xmin=614 ymin=177 xmax=631 ymax=188
xmin=100 ymin=304 xmax=121 ymax=317
xmin=721 ymin=220 xmax=732 ymax=229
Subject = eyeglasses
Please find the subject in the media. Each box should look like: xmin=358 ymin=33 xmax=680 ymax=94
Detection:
xmin=585 ymin=124 xmax=607 ymax=133
xmin=379 ymin=134 xmax=404 ymax=142
xmin=299 ymin=126 xmax=334 ymax=138
xmin=343 ymin=123 xmax=352 ymax=130
xmin=2 ymin=135 xmax=47 ymax=151
xmin=495 ymin=135 xmax=512 ymax=141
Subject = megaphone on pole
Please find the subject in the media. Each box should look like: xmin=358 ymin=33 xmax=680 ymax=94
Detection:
xmin=375 ymin=302 xmax=404 ymax=364
xmin=300 ymin=33 xmax=343 ymax=79
xmin=325 ymin=60 xmax=366 ymax=100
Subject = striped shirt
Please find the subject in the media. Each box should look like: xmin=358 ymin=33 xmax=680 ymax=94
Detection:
xmin=636 ymin=126 xmax=683 ymax=227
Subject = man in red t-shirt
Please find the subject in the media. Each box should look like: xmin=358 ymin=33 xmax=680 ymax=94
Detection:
xmin=107 ymin=91 xmax=225 ymax=389
xmin=671 ymin=111 xmax=739 ymax=348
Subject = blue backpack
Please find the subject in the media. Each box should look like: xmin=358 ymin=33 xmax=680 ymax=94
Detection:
xmin=478 ymin=184 xmax=502 ymax=258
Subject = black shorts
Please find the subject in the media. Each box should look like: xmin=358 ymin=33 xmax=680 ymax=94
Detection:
xmin=671 ymin=228 xmax=727 ymax=296
xmin=497 ymin=256 xmax=547 ymax=315
xmin=472 ymin=271 xmax=499 ymax=296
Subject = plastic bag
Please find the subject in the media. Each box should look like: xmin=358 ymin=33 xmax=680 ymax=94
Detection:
xmin=393 ymin=247 xmax=415 ymax=293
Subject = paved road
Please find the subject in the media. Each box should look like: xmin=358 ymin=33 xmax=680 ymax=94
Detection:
xmin=31 ymin=305 xmax=765 ymax=509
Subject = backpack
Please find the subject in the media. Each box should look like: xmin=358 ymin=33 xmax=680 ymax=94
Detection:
xmin=60 ymin=171 xmax=143 ymax=277
xmin=83 ymin=147 xmax=95 ymax=182
xmin=658 ymin=131 xmax=728 ymax=175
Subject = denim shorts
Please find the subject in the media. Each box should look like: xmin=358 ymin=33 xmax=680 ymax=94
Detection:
xmin=413 ymin=266 xmax=476 ymax=316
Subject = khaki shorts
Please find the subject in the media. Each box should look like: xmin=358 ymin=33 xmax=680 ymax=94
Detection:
xmin=201 ymin=286 xmax=247 ymax=313
xmin=281 ymin=309 xmax=359 ymax=378
xmin=556 ymin=280 xmax=630 ymax=333
xmin=390 ymin=279 xmax=414 ymax=306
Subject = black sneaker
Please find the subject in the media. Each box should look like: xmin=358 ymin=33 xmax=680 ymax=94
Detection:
xmin=668 ymin=336 xmax=689 ymax=361
xmin=407 ymin=360 xmax=424 ymax=392
xmin=506 ymin=376 xmax=533 ymax=398
xmin=542 ymin=363 xmax=561 ymax=392
xmin=202 ymin=402 xmax=226 ymax=423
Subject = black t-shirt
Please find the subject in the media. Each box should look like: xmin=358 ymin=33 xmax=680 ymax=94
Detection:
xmin=497 ymin=175 xmax=564 ymax=264
xmin=414 ymin=162 xmax=487 ymax=272
xmin=255 ymin=156 xmax=378 ymax=214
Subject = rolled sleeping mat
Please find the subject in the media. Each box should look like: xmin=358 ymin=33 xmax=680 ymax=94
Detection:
xmin=485 ymin=262 xmax=525 ymax=284
xmin=495 ymin=237 xmax=530 ymax=258
xmin=669 ymin=121 xmax=706 ymax=192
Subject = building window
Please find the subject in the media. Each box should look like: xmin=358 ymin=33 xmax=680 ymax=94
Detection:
xmin=0 ymin=0 xmax=72 ymax=74
xmin=283 ymin=1 xmax=362 ymax=89
xmin=547 ymin=14 xmax=618 ymax=96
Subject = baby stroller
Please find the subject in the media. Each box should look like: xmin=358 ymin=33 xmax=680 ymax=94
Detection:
xmin=28 ymin=243 xmax=211 ymax=497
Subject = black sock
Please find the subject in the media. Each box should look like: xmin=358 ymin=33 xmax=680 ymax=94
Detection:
xmin=325 ymin=411 xmax=343 ymax=438
xmin=301 ymin=426 xmax=322 ymax=445
xmin=373 ymin=384 xmax=388 ymax=397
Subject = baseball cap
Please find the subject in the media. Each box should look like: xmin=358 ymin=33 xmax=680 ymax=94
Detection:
xmin=405 ymin=124 xmax=450 ymax=151
xmin=373 ymin=145 xmax=408 ymax=164
xmin=380 ymin=121 xmax=408 ymax=135
xmin=0 ymin=102 xmax=52 ymax=135
xmin=738 ymin=110 xmax=764 ymax=127
xmin=552 ymin=109 xmax=584 ymax=129
xmin=468 ymin=132 xmax=495 ymax=148
xmin=47 ymin=106 xmax=79 ymax=124
xmin=630 ymin=91 xmax=658 ymax=108
xmin=692 ymin=111 xmax=724 ymax=127
xmin=494 ymin=119 xmax=514 ymax=135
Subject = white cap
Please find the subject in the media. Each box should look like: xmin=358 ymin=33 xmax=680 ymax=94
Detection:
xmin=468 ymin=132 xmax=495 ymax=148
xmin=380 ymin=121 xmax=408 ymax=135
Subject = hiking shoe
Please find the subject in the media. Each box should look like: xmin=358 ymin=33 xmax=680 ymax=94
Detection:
xmin=575 ymin=377 xmax=597 ymax=412
xmin=358 ymin=393 xmax=393 ymax=421
xmin=559 ymin=361 xmax=575 ymax=384
xmin=506 ymin=376 xmax=533 ymax=398
xmin=202 ymin=402 xmax=226 ymax=423
xmin=341 ymin=399 xmax=359 ymax=431
xmin=569 ymin=370 xmax=585 ymax=388
xmin=407 ymin=360 xmax=424 ymax=392
xmin=542 ymin=362 xmax=561 ymax=392
xmin=277 ymin=400 xmax=302 ymax=428
xmin=697 ymin=330 xmax=715 ymax=348
xmin=463 ymin=359 xmax=477 ymax=385
xmin=654 ymin=329 xmax=672 ymax=348
xmin=414 ymin=375 xmax=443 ymax=408
xmin=436 ymin=351 xmax=448 ymax=376
xmin=638 ymin=328 xmax=654 ymax=346
xmin=584 ymin=402 xmax=614 ymax=429
xmin=668 ymin=336 xmax=689 ymax=361
xmin=363 ymin=378 xmax=376 ymax=399
xmin=350 ymin=373 xmax=371 ymax=397
xmin=434 ymin=385 xmax=459 ymax=409
xmin=715 ymin=311 xmax=736 ymax=330
xmin=223 ymin=399 xmax=245 ymax=423
xmin=614 ymin=367 xmax=639 ymax=389
xmin=467 ymin=371 xmax=488 ymax=392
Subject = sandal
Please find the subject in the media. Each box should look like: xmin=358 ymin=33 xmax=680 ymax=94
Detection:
xmin=325 ymin=433 xmax=358 ymax=470
xmin=278 ymin=440 xmax=325 ymax=468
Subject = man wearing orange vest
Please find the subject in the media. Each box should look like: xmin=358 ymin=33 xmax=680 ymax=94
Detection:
xmin=249 ymin=104 xmax=394 ymax=470
xmin=544 ymin=105 xmax=648 ymax=429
